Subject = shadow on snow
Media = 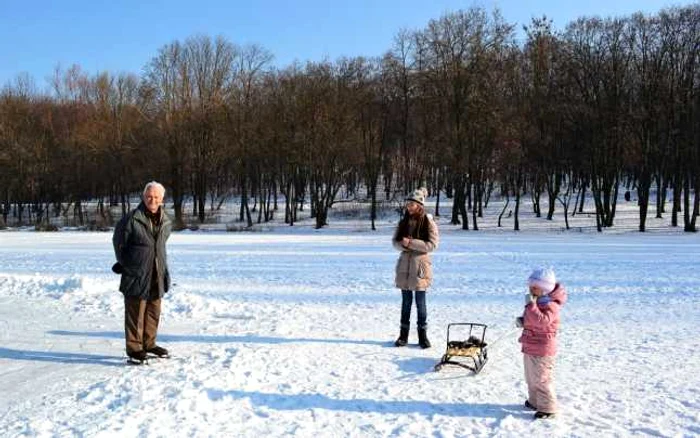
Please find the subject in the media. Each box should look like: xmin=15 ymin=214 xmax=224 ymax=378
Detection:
xmin=47 ymin=330 xmax=392 ymax=347
xmin=207 ymin=389 xmax=528 ymax=418
xmin=0 ymin=347 xmax=124 ymax=367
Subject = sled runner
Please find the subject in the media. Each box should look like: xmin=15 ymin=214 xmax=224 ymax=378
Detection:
xmin=434 ymin=323 xmax=488 ymax=374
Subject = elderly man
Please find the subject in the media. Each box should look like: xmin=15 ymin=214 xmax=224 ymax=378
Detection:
xmin=112 ymin=181 xmax=172 ymax=364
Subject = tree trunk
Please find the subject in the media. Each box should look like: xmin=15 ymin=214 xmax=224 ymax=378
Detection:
xmin=683 ymin=174 xmax=693 ymax=232
xmin=498 ymin=194 xmax=510 ymax=228
xmin=578 ymin=182 xmax=587 ymax=213
xmin=672 ymin=175 xmax=681 ymax=227
xmin=637 ymin=171 xmax=651 ymax=232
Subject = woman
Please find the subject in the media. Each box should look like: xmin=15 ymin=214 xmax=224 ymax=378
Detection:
xmin=392 ymin=187 xmax=439 ymax=348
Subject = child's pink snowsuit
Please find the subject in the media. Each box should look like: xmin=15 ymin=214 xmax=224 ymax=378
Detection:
xmin=519 ymin=284 xmax=567 ymax=413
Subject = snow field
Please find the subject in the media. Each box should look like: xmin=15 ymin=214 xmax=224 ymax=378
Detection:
xmin=0 ymin=229 xmax=699 ymax=437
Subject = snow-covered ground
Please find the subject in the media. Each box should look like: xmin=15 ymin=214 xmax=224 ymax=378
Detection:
xmin=1 ymin=222 xmax=699 ymax=437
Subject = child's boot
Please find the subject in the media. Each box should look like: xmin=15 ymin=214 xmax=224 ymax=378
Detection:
xmin=534 ymin=411 xmax=556 ymax=419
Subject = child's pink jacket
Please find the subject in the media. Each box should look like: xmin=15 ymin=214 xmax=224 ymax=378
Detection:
xmin=519 ymin=284 xmax=568 ymax=356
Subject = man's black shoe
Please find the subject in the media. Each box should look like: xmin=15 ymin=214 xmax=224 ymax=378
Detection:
xmin=127 ymin=350 xmax=148 ymax=363
xmin=146 ymin=346 xmax=169 ymax=358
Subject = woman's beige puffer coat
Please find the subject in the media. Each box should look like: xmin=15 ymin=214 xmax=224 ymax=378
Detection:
xmin=393 ymin=214 xmax=439 ymax=291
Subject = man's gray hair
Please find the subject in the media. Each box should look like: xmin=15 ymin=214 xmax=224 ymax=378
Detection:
xmin=142 ymin=181 xmax=166 ymax=197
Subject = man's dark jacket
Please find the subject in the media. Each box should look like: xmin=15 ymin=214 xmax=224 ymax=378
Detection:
xmin=112 ymin=203 xmax=172 ymax=300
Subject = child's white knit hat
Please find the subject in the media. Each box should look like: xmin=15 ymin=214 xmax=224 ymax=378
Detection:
xmin=528 ymin=267 xmax=556 ymax=294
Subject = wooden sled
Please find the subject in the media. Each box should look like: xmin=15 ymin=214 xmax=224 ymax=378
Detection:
xmin=434 ymin=323 xmax=488 ymax=374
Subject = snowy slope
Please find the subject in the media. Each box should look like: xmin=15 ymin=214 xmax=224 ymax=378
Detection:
xmin=0 ymin=227 xmax=699 ymax=437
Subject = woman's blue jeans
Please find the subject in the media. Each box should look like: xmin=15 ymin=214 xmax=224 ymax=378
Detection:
xmin=400 ymin=289 xmax=427 ymax=330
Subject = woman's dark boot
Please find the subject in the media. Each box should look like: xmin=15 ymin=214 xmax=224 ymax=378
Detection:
xmin=417 ymin=328 xmax=431 ymax=349
xmin=394 ymin=327 xmax=409 ymax=347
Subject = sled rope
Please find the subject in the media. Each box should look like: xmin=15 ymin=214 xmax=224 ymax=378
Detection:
xmin=486 ymin=327 xmax=520 ymax=350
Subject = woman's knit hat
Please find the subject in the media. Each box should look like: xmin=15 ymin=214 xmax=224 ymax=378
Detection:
xmin=405 ymin=187 xmax=428 ymax=206
xmin=528 ymin=267 xmax=556 ymax=294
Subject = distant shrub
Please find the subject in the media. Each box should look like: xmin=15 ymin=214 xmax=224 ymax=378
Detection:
xmin=80 ymin=213 xmax=114 ymax=231
xmin=171 ymin=220 xmax=190 ymax=231
xmin=82 ymin=222 xmax=111 ymax=232
xmin=35 ymin=223 xmax=59 ymax=232
xmin=226 ymin=223 xmax=264 ymax=232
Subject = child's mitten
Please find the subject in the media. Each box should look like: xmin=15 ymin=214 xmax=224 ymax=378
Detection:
xmin=525 ymin=293 xmax=536 ymax=306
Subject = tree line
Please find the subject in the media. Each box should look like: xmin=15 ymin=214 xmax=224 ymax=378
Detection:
xmin=1 ymin=5 xmax=699 ymax=232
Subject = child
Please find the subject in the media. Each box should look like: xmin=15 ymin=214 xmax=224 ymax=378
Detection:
xmin=515 ymin=267 xmax=568 ymax=419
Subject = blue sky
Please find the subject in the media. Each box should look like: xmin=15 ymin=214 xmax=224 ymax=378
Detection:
xmin=0 ymin=0 xmax=681 ymax=89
